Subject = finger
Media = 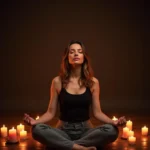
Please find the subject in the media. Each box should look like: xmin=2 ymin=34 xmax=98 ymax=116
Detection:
xmin=24 ymin=115 xmax=29 ymax=121
xmin=118 ymin=119 xmax=125 ymax=125
xmin=24 ymin=115 xmax=31 ymax=124
xmin=24 ymin=118 xmax=31 ymax=125
xmin=24 ymin=114 xmax=29 ymax=120
xmin=23 ymin=114 xmax=28 ymax=120
xmin=24 ymin=113 xmax=29 ymax=118
xmin=120 ymin=117 xmax=126 ymax=122
xmin=120 ymin=118 xmax=125 ymax=123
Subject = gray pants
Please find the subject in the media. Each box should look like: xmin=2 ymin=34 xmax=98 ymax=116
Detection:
xmin=32 ymin=120 xmax=119 ymax=150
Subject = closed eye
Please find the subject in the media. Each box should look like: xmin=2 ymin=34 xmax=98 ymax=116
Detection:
xmin=69 ymin=49 xmax=83 ymax=54
xmin=78 ymin=49 xmax=83 ymax=53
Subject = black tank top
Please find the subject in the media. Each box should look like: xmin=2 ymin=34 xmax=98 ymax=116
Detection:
xmin=58 ymin=87 xmax=92 ymax=122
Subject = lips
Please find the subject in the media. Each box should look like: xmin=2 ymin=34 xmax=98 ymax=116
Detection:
xmin=73 ymin=58 xmax=80 ymax=61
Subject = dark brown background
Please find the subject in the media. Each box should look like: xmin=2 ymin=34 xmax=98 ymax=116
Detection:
xmin=0 ymin=1 xmax=149 ymax=114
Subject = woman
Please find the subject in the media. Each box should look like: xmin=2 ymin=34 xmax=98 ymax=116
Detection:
xmin=24 ymin=40 xmax=126 ymax=150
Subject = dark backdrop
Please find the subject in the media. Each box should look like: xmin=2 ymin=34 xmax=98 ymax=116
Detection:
xmin=0 ymin=1 xmax=149 ymax=114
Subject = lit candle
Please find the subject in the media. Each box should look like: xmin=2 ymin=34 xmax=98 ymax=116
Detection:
xmin=20 ymin=129 xmax=27 ymax=140
xmin=0 ymin=125 xmax=8 ymax=138
xmin=126 ymin=120 xmax=133 ymax=130
xmin=122 ymin=127 xmax=129 ymax=139
xmin=36 ymin=116 xmax=39 ymax=120
xmin=17 ymin=123 xmax=24 ymax=134
xmin=128 ymin=130 xmax=134 ymax=137
xmin=8 ymin=127 xmax=18 ymax=142
xmin=112 ymin=116 xmax=118 ymax=121
xmin=141 ymin=126 xmax=148 ymax=136
xmin=128 ymin=136 xmax=136 ymax=145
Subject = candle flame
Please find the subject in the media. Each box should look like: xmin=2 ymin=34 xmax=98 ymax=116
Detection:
xmin=112 ymin=116 xmax=118 ymax=121
xmin=36 ymin=116 xmax=39 ymax=120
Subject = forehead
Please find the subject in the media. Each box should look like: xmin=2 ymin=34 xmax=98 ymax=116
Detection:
xmin=69 ymin=43 xmax=82 ymax=50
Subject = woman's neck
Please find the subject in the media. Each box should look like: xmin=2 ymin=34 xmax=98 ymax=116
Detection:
xmin=70 ymin=65 xmax=82 ymax=79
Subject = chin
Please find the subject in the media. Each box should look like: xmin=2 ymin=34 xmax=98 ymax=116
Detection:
xmin=71 ymin=62 xmax=83 ymax=66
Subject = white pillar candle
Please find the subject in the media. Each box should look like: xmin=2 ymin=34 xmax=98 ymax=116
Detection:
xmin=128 ymin=130 xmax=134 ymax=137
xmin=17 ymin=124 xmax=24 ymax=134
xmin=112 ymin=116 xmax=118 ymax=121
xmin=141 ymin=126 xmax=148 ymax=136
xmin=8 ymin=127 xmax=18 ymax=142
xmin=122 ymin=127 xmax=129 ymax=139
xmin=126 ymin=120 xmax=133 ymax=130
xmin=20 ymin=130 xmax=27 ymax=140
xmin=0 ymin=125 xmax=8 ymax=137
xmin=128 ymin=136 xmax=136 ymax=145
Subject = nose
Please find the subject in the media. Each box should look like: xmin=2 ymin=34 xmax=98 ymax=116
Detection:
xmin=74 ymin=51 xmax=78 ymax=56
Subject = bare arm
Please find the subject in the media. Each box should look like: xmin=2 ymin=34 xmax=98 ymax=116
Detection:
xmin=91 ymin=77 xmax=126 ymax=126
xmin=24 ymin=77 xmax=59 ymax=125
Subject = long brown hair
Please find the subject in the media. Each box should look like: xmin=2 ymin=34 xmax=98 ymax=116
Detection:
xmin=59 ymin=40 xmax=94 ymax=88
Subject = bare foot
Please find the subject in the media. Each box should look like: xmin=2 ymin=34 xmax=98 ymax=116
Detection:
xmin=86 ymin=146 xmax=97 ymax=150
xmin=72 ymin=144 xmax=97 ymax=150
xmin=81 ymin=146 xmax=97 ymax=150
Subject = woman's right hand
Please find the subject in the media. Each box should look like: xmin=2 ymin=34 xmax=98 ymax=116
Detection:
xmin=23 ymin=113 xmax=37 ymax=126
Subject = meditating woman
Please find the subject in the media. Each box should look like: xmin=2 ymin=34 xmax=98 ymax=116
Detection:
xmin=24 ymin=40 xmax=126 ymax=150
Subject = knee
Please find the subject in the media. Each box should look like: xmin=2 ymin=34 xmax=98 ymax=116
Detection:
xmin=105 ymin=124 xmax=119 ymax=141
xmin=104 ymin=124 xmax=119 ymax=142
xmin=31 ymin=123 xmax=48 ymax=138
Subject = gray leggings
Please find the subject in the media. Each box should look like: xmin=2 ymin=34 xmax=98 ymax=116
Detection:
xmin=32 ymin=121 xmax=119 ymax=150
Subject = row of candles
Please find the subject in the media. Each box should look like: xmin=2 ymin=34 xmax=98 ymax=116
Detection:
xmin=0 ymin=124 xmax=27 ymax=142
xmin=0 ymin=116 xmax=40 ymax=143
xmin=112 ymin=116 xmax=149 ymax=145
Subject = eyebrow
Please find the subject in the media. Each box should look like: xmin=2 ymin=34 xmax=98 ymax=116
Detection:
xmin=70 ymin=49 xmax=82 ymax=51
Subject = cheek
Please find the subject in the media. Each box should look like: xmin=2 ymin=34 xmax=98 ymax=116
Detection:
xmin=68 ymin=55 xmax=73 ymax=62
xmin=80 ymin=55 xmax=84 ymax=62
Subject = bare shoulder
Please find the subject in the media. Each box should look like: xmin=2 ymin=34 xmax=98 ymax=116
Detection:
xmin=52 ymin=76 xmax=61 ymax=84
xmin=91 ymin=77 xmax=100 ymax=93
xmin=92 ymin=77 xmax=99 ymax=85
xmin=51 ymin=76 xmax=62 ymax=93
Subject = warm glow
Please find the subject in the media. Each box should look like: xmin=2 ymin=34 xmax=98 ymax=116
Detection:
xmin=8 ymin=127 xmax=18 ymax=142
xmin=128 ymin=136 xmax=136 ymax=145
xmin=20 ymin=129 xmax=27 ymax=140
xmin=126 ymin=120 xmax=133 ymax=130
xmin=141 ymin=136 xmax=148 ymax=142
xmin=128 ymin=130 xmax=134 ymax=137
xmin=112 ymin=116 xmax=118 ymax=121
xmin=141 ymin=126 xmax=148 ymax=136
xmin=17 ymin=124 xmax=24 ymax=133
xmin=36 ymin=116 xmax=40 ymax=120
xmin=142 ymin=141 xmax=147 ymax=147
xmin=1 ymin=124 xmax=8 ymax=137
xmin=122 ymin=127 xmax=129 ymax=139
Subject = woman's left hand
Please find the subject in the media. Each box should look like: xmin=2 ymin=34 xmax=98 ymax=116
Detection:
xmin=112 ymin=116 xmax=126 ymax=126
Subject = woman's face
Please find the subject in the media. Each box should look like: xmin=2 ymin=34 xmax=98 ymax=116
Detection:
xmin=68 ymin=44 xmax=84 ymax=65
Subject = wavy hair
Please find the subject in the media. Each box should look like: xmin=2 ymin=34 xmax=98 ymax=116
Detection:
xmin=59 ymin=40 xmax=94 ymax=88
